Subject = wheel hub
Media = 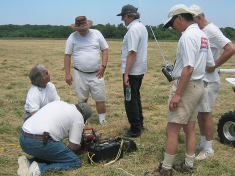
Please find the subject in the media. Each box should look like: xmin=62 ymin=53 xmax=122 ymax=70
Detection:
xmin=223 ymin=121 xmax=235 ymax=141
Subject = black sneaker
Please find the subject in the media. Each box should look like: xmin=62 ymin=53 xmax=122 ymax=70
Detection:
xmin=123 ymin=131 xmax=141 ymax=138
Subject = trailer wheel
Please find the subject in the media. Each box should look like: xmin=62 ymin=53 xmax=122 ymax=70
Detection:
xmin=217 ymin=111 xmax=235 ymax=146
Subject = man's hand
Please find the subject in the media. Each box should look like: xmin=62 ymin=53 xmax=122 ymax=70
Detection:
xmin=65 ymin=73 xmax=73 ymax=85
xmin=124 ymin=74 xmax=130 ymax=87
xmin=169 ymin=66 xmax=193 ymax=111
xmin=96 ymin=66 xmax=105 ymax=79
xmin=206 ymin=66 xmax=216 ymax=73
xmin=169 ymin=94 xmax=181 ymax=111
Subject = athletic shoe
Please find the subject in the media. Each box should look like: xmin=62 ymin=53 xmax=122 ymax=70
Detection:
xmin=27 ymin=161 xmax=41 ymax=176
xmin=196 ymin=143 xmax=204 ymax=150
xmin=17 ymin=155 xmax=30 ymax=176
xmin=100 ymin=120 xmax=107 ymax=125
xmin=195 ymin=149 xmax=214 ymax=160
xmin=173 ymin=161 xmax=193 ymax=174
xmin=144 ymin=163 xmax=172 ymax=176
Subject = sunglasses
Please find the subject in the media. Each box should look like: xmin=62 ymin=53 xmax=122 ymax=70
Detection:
xmin=169 ymin=15 xmax=178 ymax=28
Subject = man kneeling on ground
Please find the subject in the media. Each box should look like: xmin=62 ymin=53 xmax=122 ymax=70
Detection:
xmin=17 ymin=101 xmax=92 ymax=176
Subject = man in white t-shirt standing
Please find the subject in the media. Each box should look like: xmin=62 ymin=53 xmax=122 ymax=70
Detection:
xmin=17 ymin=101 xmax=92 ymax=176
xmin=145 ymin=5 xmax=215 ymax=175
xmin=24 ymin=64 xmax=60 ymax=121
xmin=117 ymin=4 xmax=148 ymax=138
xmin=64 ymin=16 xmax=109 ymax=124
xmin=189 ymin=5 xmax=235 ymax=160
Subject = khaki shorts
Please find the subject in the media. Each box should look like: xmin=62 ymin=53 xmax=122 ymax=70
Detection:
xmin=168 ymin=79 xmax=204 ymax=124
xmin=73 ymin=70 xmax=106 ymax=102
xmin=199 ymin=81 xmax=221 ymax=112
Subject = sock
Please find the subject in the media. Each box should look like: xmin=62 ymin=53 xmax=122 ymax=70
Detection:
xmin=162 ymin=153 xmax=175 ymax=170
xmin=185 ymin=153 xmax=195 ymax=168
xmin=200 ymin=136 xmax=206 ymax=147
xmin=204 ymin=140 xmax=214 ymax=152
xmin=99 ymin=113 xmax=106 ymax=123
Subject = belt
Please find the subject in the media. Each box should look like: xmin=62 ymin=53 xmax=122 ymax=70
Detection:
xmin=74 ymin=67 xmax=97 ymax=74
xmin=21 ymin=129 xmax=44 ymax=140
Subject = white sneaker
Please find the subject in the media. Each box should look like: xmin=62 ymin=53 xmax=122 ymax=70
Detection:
xmin=17 ymin=155 xmax=30 ymax=176
xmin=100 ymin=120 xmax=107 ymax=125
xmin=27 ymin=161 xmax=41 ymax=176
xmin=195 ymin=149 xmax=214 ymax=160
xmin=196 ymin=143 xmax=204 ymax=150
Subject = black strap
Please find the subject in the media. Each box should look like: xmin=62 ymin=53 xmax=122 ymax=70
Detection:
xmin=74 ymin=67 xmax=97 ymax=74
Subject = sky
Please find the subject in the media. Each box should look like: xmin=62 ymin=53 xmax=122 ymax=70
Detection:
xmin=1 ymin=0 xmax=235 ymax=28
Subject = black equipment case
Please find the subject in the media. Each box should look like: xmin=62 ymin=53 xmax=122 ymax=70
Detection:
xmin=87 ymin=136 xmax=137 ymax=163
xmin=87 ymin=138 xmax=123 ymax=163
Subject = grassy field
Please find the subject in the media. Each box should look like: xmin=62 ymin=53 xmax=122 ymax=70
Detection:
xmin=0 ymin=39 xmax=235 ymax=176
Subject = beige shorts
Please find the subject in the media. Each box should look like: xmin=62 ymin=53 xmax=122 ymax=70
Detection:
xmin=199 ymin=81 xmax=221 ymax=112
xmin=168 ymin=79 xmax=205 ymax=124
xmin=73 ymin=70 xmax=106 ymax=102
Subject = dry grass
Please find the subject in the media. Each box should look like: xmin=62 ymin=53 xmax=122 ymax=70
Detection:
xmin=0 ymin=39 xmax=235 ymax=175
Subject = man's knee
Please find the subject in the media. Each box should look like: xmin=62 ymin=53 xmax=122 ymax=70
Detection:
xmin=166 ymin=123 xmax=181 ymax=137
xmin=199 ymin=112 xmax=213 ymax=121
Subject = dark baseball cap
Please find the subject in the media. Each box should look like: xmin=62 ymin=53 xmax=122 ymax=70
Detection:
xmin=117 ymin=4 xmax=138 ymax=16
xmin=76 ymin=103 xmax=92 ymax=120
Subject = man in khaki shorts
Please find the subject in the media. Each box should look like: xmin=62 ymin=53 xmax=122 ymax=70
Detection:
xmin=145 ymin=4 xmax=215 ymax=176
xmin=64 ymin=16 xmax=109 ymax=124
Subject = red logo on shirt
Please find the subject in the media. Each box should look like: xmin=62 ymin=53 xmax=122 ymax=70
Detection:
xmin=200 ymin=37 xmax=208 ymax=49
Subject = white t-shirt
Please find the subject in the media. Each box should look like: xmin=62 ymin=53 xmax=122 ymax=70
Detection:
xmin=172 ymin=24 xmax=215 ymax=80
xmin=121 ymin=19 xmax=148 ymax=75
xmin=202 ymin=23 xmax=231 ymax=82
xmin=65 ymin=29 xmax=109 ymax=72
xmin=24 ymin=82 xmax=60 ymax=113
xmin=22 ymin=101 xmax=84 ymax=145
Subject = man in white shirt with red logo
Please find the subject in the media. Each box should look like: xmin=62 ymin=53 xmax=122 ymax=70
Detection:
xmin=145 ymin=4 xmax=215 ymax=175
xmin=189 ymin=4 xmax=235 ymax=160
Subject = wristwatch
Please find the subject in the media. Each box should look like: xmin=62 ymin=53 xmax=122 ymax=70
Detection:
xmin=102 ymin=65 xmax=106 ymax=68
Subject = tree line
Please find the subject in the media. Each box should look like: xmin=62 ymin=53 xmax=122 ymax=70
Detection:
xmin=0 ymin=23 xmax=235 ymax=40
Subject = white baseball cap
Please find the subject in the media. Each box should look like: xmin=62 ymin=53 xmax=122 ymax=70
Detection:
xmin=163 ymin=4 xmax=196 ymax=28
xmin=189 ymin=5 xmax=203 ymax=16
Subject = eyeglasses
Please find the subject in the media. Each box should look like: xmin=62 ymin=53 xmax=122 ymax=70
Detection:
xmin=169 ymin=15 xmax=178 ymax=28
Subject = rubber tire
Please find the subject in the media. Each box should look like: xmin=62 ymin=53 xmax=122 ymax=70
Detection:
xmin=217 ymin=111 xmax=235 ymax=146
